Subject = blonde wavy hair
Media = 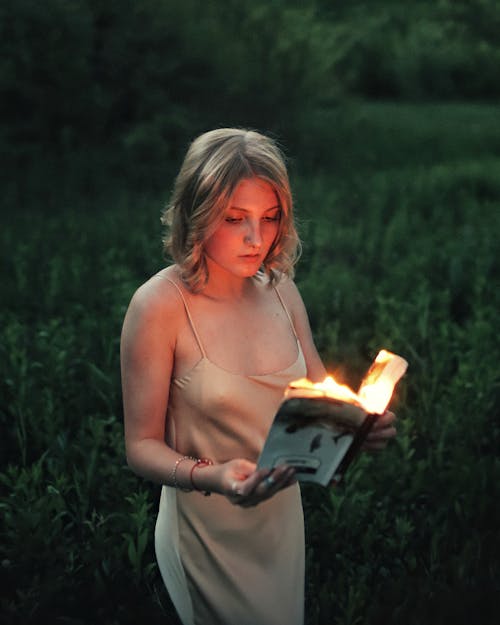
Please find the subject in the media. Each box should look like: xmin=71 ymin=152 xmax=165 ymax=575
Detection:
xmin=161 ymin=128 xmax=301 ymax=291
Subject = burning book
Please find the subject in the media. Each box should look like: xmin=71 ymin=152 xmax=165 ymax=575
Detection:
xmin=257 ymin=350 xmax=408 ymax=485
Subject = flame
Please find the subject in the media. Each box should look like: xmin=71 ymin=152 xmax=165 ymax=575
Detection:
xmin=357 ymin=379 xmax=393 ymax=414
xmin=287 ymin=349 xmax=408 ymax=415
xmin=288 ymin=376 xmax=360 ymax=404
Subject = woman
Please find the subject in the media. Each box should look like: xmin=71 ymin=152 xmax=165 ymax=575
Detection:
xmin=120 ymin=128 xmax=396 ymax=625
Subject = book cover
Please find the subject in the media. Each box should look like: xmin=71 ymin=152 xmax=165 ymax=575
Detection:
xmin=257 ymin=350 xmax=408 ymax=485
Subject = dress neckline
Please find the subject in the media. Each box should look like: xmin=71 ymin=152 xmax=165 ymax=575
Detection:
xmin=164 ymin=272 xmax=305 ymax=383
xmin=173 ymin=340 xmax=305 ymax=384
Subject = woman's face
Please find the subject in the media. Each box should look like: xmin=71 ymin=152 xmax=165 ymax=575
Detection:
xmin=203 ymin=177 xmax=281 ymax=279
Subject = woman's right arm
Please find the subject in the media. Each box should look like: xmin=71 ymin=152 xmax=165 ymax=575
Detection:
xmin=120 ymin=278 xmax=197 ymax=489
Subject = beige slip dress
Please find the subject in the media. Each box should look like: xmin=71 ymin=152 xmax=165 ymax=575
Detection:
xmin=154 ymin=276 xmax=307 ymax=625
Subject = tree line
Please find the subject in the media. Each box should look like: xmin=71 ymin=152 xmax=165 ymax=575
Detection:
xmin=1 ymin=0 xmax=499 ymax=165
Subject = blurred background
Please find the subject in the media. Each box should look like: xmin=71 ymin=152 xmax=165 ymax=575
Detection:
xmin=1 ymin=1 xmax=499 ymax=624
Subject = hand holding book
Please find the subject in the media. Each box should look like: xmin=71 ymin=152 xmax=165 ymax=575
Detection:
xmin=362 ymin=409 xmax=397 ymax=451
xmin=257 ymin=350 xmax=408 ymax=486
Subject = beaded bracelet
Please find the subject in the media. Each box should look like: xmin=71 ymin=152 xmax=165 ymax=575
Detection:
xmin=190 ymin=458 xmax=214 ymax=497
xmin=170 ymin=455 xmax=197 ymax=492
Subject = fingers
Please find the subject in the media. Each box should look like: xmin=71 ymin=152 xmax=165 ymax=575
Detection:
xmin=242 ymin=467 xmax=272 ymax=493
xmin=229 ymin=465 xmax=296 ymax=508
xmin=227 ymin=467 xmax=268 ymax=499
xmin=259 ymin=466 xmax=296 ymax=494
xmin=366 ymin=425 xmax=397 ymax=441
xmin=240 ymin=466 xmax=296 ymax=508
xmin=361 ymin=411 xmax=398 ymax=452
xmin=371 ymin=410 xmax=396 ymax=430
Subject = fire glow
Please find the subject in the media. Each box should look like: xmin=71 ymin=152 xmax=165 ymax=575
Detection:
xmin=287 ymin=349 xmax=408 ymax=415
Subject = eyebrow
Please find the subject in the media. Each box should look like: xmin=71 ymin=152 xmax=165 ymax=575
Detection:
xmin=228 ymin=205 xmax=280 ymax=212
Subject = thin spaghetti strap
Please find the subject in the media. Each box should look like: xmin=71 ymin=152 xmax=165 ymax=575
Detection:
xmin=274 ymin=286 xmax=299 ymax=340
xmin=164 ymin=277 xmax=207 ymax=357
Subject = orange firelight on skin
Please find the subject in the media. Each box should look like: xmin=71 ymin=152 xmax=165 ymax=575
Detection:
xmin=287 ymin=350 xmax=408 ymax=415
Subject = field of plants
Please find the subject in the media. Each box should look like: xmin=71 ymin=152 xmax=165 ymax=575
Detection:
xmin=1 ymin=100 xmax=499 ymax=624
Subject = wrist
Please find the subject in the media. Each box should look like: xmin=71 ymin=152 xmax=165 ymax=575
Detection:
xmin=169 ymin=455 xmax=216 ymax=495
xmin=190 ymin=458 xmax=215 ymax=496
xmin=170 ymin=455 xmax=197 ymax=492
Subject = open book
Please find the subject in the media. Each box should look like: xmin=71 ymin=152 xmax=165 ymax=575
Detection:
xmin=257 ymin=350 xmax=408 ymax=485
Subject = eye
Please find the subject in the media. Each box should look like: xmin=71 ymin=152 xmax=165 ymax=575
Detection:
xmin=263 ymin=212 xmax=281 ymax=222
xmin=224 ymin=217 xmax=243 ymax=224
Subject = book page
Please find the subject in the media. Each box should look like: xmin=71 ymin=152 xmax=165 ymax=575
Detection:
xmin=357 ymin=350 xmax=408 ymax=414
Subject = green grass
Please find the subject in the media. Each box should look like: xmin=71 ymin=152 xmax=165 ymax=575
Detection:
xmin=1 ymin=102 xmax=499 ymax=624
xmin=292 ymin=101 xmax=500 ymax=177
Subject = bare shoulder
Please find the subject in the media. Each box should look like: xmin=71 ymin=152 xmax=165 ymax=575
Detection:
xmin=122 ymin=266 xmax=185 ymax=341
xmin=274 ymin=275 xmax=307 ymax=320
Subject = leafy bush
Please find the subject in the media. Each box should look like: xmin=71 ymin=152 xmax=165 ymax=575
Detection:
xmin=297 ymin=157 xmax=500 ymax=625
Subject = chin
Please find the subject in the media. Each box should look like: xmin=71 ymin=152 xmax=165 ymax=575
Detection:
xmin=239 ymin=267 xmax=260 ymax=278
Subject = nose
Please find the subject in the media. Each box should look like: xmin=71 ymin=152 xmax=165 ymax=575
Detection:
xmin=244 ymin=220 xmax=262 ymax=248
